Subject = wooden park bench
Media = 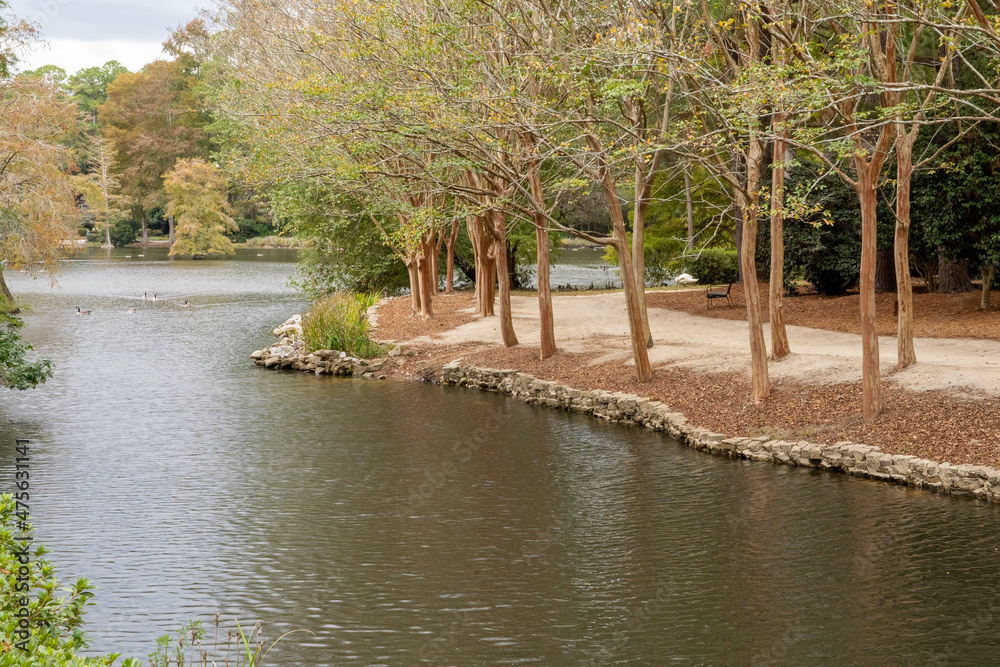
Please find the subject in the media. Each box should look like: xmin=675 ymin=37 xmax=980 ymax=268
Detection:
xmin=707 ymin=283 xmax=735 ymax=308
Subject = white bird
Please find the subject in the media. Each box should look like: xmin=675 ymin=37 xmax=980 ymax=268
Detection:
xmin=125 ymin=255 xmax=132 ymax=258
xmin=137 ymin=254 xmax=145 ymax=258
xmin=675 ymin=273 xmax=699 ymax=286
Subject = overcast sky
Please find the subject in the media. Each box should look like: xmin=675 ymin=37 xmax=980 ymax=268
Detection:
xmin=8 ymin=0 xmax=206 ymax=74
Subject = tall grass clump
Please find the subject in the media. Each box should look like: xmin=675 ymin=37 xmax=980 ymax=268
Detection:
xmin=147 ymin=615 xmax=311 ymax=667
xmin=302 ymin=292 xmax=387 ymax=358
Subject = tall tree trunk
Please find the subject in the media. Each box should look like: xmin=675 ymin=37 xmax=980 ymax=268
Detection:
xmin=416 ymin=235 xmax=435 ymax=320
xmin=103 ymin=218 xmax=114 ymax=249
xmin=769 ymin=128 xmax=790 ymax=361
xmin=732 ymin=204 xmax=744 ymax=283
xmin=480 ymin=251 xmax=496 ymax=316
xmin=168 ymin=215 xmax=176 ymax=246
xmin=535 ymin=224 xmax=555 ymax=358
xmin=0 ymin=269 xmax=17 ymax=312
xmin=894 ymin=132 xmax=917 ymax=368
xmin=468 ymin=215 xmax=495 ymax=316
xmin=505 ymin=239 xmax=520 ymax=290
xmin=141 ymin=209 xmax=149 ymax=246
xmin=938 ymin=255 xmax=973 ymax=293
xmin=739 ymin=138 xmax=770 ymax=401
xmin=526 ymin=144 xmax=556 ymax=359
xmin=431 ymin=230 xmax=443 ymax=295
xmin=102 ymin=181 xmax=114 ymax=248
xmin=855 ymin=165 xmax=882 ymax=420
xmin=633 ymin=173 xmax=653 ymax=348
xmin=492 ymin=212 xmax=518 ymax=347
xmin=983 ymin=265 xmax=995 ymax=311
xmin=406 ymin=257 xmax=421 ymax=316
xmin=598 ymin=170 xmax=652 ymax=382
xmin=445 ymin=218 xmax=459 ymax=294
xmin=874 ymin=249 xmax=896 ymax=293
xmin=684 ymin=168 xmax=695 ymax=250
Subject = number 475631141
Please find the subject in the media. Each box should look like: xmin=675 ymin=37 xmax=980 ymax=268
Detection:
xmin=14 ymin=439 xmax=29 ymax=519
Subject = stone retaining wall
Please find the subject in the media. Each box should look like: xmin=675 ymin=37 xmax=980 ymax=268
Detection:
xmin=439 ymin=362 xmax=1000 ymax=503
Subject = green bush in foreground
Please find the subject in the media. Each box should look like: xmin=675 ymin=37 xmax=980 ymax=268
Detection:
xmin=302 ymin=292 xmax=387 ymax=358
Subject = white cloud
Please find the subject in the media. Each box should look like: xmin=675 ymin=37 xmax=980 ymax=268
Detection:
xmin=17 ymin=38 xmax=169 ymax=74
xmin=6 ymin=0 xmax=205 ymax=74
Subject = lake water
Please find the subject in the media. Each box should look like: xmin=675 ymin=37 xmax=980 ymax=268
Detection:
xmin=2 ymin=248 xmax=1000 ymax=664
xmin=545 ymin=247 xmax=622 ymax=289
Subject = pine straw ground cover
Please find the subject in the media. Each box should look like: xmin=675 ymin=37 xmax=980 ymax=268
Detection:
xmin=374 ymin=293 xmax=1000 ymax=469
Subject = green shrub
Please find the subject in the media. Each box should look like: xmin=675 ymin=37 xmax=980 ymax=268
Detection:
xmin=600 ymin=231 xmax=687 ymax=286
xmin=292 ymin=228 xmax=409 ymax=296
xmin=231 ymin=219 xmax=277 ymax=242
xmin=645 ymin=234 xmax=687 ymax=284
xmin=109 ymin=218 xmax=139 ymax=247
xmin=778 ymin=157 xmax=867 ymax=294
xmin=686 ymin=248 xmax=739 ymax=285
xmin=785 ymin=218 xmax=860 ymax=295
xmin=302 ymin=292 xmax=387 ymax=358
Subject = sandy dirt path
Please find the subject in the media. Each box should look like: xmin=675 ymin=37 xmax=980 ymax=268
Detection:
xmin=404 ymin=292 xmax=1000 ymax=397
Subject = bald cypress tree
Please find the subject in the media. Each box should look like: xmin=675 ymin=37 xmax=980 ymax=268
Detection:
xmin=165 ymin=159 xmax=238 ymax=258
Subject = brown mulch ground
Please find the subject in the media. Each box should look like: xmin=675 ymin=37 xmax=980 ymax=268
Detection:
xmin=372 ymin=293 xmax=477 ymax=342
xmin=374 ymin=294 xmax=1000 ymax=468
xmin=650 ymin=282 xmax=1000 ymax=341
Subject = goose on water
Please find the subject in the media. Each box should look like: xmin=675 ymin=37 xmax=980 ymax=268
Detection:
xmin=151 ymin=294 xmax=158 ymax=301
xmin=181 ymin=300 xmax=191 ymax=308
xmin=76 ymin=307 xmax=91 ymax=315
xmin=128 ymin=307 xmax=136 ymax=314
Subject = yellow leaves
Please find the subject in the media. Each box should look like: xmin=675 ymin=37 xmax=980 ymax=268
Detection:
xmin=0 ymin=75 xmax=78 ymax=270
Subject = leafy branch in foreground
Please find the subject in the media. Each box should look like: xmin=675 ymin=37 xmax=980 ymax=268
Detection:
xmin=0 ymin=301 xmax=52 ymax=391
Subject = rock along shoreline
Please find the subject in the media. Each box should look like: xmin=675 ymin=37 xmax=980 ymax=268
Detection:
xmin=253 ymin=315 xmax=1000 ymax=505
